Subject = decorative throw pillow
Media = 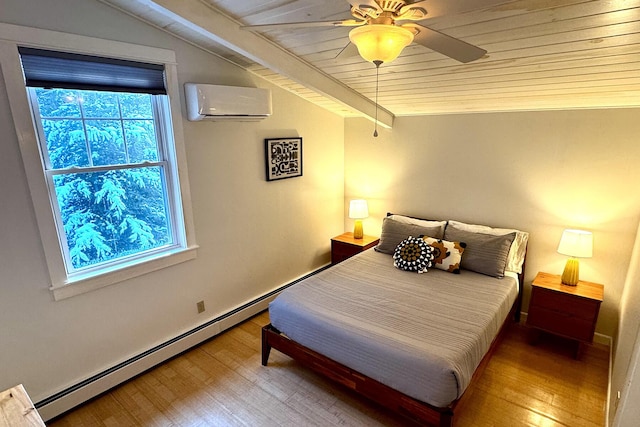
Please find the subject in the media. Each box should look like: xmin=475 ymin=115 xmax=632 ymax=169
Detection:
xmin=393 ymin=236 xmax=434 ymax=274
xmin=423 ymin=237 xmax=466 ymax=274
xmin=443 ymin=227 xmax=516 ymax=278
xmin=376 ymin=217 xmax=445 ymax=254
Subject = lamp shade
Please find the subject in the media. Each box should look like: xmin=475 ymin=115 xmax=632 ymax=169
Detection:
xmin=557 ymin=229 xmax=593 ymax=258
xmin=349 ymin=25 xmax=414 ymax=64
xmin=349 ymin=199 xmax=369 ymax=219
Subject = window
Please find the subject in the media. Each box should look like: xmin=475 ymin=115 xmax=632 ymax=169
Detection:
xmin=2 ymin=41 xmax=197 ymax=298
xmin=29 ymin=87 xmax=177 ymax=273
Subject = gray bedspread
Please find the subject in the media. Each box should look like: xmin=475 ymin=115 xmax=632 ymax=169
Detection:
xmin=269 ymin=249 xmax=518 ymax=408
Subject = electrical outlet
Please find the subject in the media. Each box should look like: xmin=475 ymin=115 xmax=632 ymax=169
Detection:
xmin=196 ymin=300 xmax=205 ymax=314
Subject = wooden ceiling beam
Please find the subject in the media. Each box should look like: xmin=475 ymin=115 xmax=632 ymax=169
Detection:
xmin=123 ymin=0 xmax=394 ymax=128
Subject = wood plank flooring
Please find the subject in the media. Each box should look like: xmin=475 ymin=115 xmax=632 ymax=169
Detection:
xmin=48 ymin=311 xmax=609 ymax=426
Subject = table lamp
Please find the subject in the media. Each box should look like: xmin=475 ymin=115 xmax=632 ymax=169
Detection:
xmin=557 ymin=229 xmax=593 ymax=286
xmin=349 ymin=199 xmax=369 ymax=239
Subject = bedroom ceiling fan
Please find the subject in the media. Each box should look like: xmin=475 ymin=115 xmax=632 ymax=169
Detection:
xmin=242 ymin=0 xmax=490 ymax=137
xmin=241 ymin=0 xmax=489 ymax=65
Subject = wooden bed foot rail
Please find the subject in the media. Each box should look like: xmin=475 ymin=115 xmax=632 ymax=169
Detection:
xmin=261 ymin=323 xmax=453 ymax=427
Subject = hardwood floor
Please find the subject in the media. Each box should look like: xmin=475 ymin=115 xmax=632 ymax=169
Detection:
xmin=49 ymin=311 xmax=609 ymax=426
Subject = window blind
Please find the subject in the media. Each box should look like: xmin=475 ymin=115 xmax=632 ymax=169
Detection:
xmin=18 ymin=47 xmax=166 ymax=95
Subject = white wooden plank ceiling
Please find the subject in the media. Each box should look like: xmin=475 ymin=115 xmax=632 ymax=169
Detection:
xmin=101 ymin=0 xmax=640 ymax=120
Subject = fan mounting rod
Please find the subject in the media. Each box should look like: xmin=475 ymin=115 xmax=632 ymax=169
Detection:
xmin=368 ymin=12 xmax=395 ymax=26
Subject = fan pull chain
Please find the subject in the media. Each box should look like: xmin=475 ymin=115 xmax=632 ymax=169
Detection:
xmin=373 ymin=60 xmax=382 ymax=138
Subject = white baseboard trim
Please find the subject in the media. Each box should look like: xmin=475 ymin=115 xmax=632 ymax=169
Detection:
xmin=595 ymin=332 xmax=613 ymax=347
xmin=36 ymin=264 xmax=331 ymax=421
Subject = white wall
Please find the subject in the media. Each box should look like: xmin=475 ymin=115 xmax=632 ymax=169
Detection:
xmin=612 ymin=222 xmax=640 ymax=426
xmin=345 ymin=110 xmax=640 ymax=337
xmin=0 ymin=0 xmax=344 ymax=405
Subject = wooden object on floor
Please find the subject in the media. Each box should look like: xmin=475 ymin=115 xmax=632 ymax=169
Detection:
xmin=0 ymin=384 xmax=45 ymax=427
xmin=527 ymin=271 xmax=604 ymax=357
xmin=48 ymin=311 xmax=609 ymax=427
xmin=330 ymin=232 xmax=379 ymax=264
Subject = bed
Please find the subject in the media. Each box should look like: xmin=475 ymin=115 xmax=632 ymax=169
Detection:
xmin=262 ymin=215 xmax=528 ymax=426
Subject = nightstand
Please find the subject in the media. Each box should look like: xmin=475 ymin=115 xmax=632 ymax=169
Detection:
xmin=331 ymin=232 xmax=379 ymax=264
xmin=527 ymin=271 xmax=604 ymax=358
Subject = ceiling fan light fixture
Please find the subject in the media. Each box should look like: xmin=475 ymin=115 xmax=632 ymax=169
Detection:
xmin=349 ymin=24 xmax=414 ymax=64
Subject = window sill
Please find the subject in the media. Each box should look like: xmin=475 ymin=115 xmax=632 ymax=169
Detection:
xmin=50 ymin=245 xmax=198 ymax=301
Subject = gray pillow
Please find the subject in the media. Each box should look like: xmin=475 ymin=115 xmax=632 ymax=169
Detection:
xmin=443 ymin=226 xmax=516 ymax=278
xmin=375 ymin=217 xmax=445 ymax=255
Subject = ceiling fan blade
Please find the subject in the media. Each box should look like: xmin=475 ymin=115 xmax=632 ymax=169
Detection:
xmin=405 ymin=23 xmax=486 ymax=63
xmin=335 ymin=42 xmax=359 ymax=59
xmin=401 ymin=0 xmax=511 ymax=20
xmin=241 ymin=19 xmax=365 ymax=31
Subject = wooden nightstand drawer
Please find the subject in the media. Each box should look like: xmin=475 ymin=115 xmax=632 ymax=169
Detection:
xmin=528 ymin=305 xmax=595 ymax=342
xmin=330 ymin=233 xmax=379 ymax=264
xmin=331 ymin=242 xmax=359 ymax=261
xmin=530 ymin=287 xmax=599 ymax=321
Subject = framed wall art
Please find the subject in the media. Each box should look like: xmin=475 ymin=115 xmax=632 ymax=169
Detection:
xmin=265 ymin=137 xmax=303 ymax=181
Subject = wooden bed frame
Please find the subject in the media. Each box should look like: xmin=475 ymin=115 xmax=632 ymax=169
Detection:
xmin=261 ymin=221 xmax=526 ymax=426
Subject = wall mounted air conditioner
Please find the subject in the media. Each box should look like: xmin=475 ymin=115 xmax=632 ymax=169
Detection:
xmin=184 ymin=83 xmax=272 ymax=121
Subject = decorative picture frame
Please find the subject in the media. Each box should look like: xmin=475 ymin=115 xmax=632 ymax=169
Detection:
xmin=265 ymin=137 xmax=303 ymax=181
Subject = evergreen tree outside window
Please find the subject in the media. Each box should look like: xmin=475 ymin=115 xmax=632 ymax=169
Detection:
xmin=20 ymin=48 xmax=188 ymax=278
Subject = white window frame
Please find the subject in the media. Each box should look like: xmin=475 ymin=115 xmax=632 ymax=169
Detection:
xmin=0 ymin=24 xmax=198 ymax=300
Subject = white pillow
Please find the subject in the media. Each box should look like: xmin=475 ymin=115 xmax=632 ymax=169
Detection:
xmin=447 ymin=220 xmax=529 ymax=274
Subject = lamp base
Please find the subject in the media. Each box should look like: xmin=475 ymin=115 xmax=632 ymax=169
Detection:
xmin=561 ymin=257 xmax=580 ymax=286
xmin=353 ymin=220 xmax=363 ymax=239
